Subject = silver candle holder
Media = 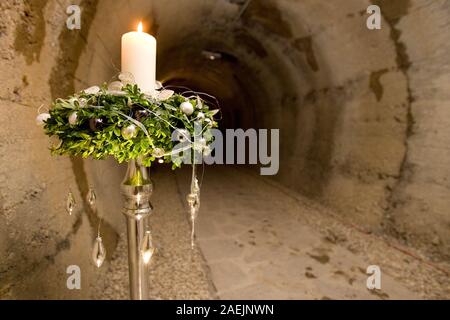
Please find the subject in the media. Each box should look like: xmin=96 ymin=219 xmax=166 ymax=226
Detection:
xmin=121 ymin=157 xmax=153 ymax=300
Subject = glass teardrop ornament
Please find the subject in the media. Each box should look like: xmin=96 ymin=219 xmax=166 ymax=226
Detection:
xmin=141 ymin=231 xmax=155 ymax=264
xmin=92 ymin=236 xmax=106 ymax=268
xmin=86 ymin=188 xmax=96 ymax=209
xmin=66 ymin=191 xmax=76 ymax=215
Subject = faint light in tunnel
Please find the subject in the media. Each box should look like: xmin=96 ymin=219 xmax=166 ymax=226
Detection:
xmin=201 ymin=50 xmax=222 ymax=61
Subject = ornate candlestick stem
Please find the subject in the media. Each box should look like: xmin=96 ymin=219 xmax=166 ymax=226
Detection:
xmin=121 ymin=157 xmax=153 ymax=300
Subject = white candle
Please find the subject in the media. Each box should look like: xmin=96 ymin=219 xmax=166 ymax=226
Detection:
xmin=121 ymin=22 xmax=156 ymax=93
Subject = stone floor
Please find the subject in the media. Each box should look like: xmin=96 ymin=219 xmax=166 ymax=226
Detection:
xmin=93 ymin=166 xmax=450 ymax=300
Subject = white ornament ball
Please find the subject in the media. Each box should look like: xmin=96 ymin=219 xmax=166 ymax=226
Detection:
xmin=36 ymin=113 xmax=51 ymax=126
xmin=83 ymin=86 xmax=100 ymax=95
xmin=107 ymin=81 xmax=124 ymax=92
xmin=180 ymin=101 xmax=194 ymax=116
xmin=197 ymin=112 xmax=205 ymax=121
xmin=78 ymin=98 xmax=87 ymax=107
xmin=121 ymin=124 xmax=137 ymax=140
xmin=68 ymin=111 xmax=78 ymax=125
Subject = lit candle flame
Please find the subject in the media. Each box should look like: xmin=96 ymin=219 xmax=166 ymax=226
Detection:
xmin=137 ymin=22 xmax=143 ymax=32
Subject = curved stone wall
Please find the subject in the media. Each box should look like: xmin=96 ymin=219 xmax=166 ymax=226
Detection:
xmin=0 ymin=0 xmax=449 ymax=298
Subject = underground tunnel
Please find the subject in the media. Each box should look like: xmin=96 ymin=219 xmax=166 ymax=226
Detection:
xmin=0 ymin=0 xmax=449 ymax=300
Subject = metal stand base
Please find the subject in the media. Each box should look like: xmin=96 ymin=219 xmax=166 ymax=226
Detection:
xmin=121 ymin=158 xmax=152 ymax=300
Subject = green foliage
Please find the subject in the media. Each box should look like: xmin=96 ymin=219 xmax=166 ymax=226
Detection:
xmin=42 ymin=84 xmax=219 ymax=168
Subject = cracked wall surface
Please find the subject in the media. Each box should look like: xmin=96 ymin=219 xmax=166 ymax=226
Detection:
xmin=0 ymin=0 xmax=449 ymax=299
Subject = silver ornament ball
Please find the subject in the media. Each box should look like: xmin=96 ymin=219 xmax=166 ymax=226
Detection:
xmin=121 ymin=124 xmax=137 ymax=140
xmin=107 ymin=81 xmax=124 ymax=92
xmin=180 ymin=101 xmax=194 ymax=115
xmin=36 ymin=113 xmax=51 ymax=126
xmin=68 ymin=111 xmax=78 ymax=125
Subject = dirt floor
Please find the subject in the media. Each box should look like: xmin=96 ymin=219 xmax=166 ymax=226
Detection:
xmin=92 ymin=166 xmax=449 ymax=300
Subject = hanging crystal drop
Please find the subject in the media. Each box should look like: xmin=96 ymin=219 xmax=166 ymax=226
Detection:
xmin=86 ymin=187 xmax=96 ymax=209
xmin=187 ymin=192 xmax=199 ymax=249
xmin=66 ymin=191 xmax=76 ymax=215
xmin=141 ymin=230 xmax=155 ymax=264
xmin=92 ymin=236 xmax=106 ymax=268
xmin=187 ymin=165 xmax=200 ymax=249
xmin=186 ymin=193 xmax=200 ymax=217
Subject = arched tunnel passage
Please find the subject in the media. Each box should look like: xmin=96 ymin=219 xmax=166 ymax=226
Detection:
xmin=151 ymin=8 xmax=341 ymax=195
xmin=1 ymin=0 xmax=449 ymax=299
xmin=159 ymin=50 xmax=261 ymax=131
xmin=78 ymin=0 xmax=409 ymax=223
